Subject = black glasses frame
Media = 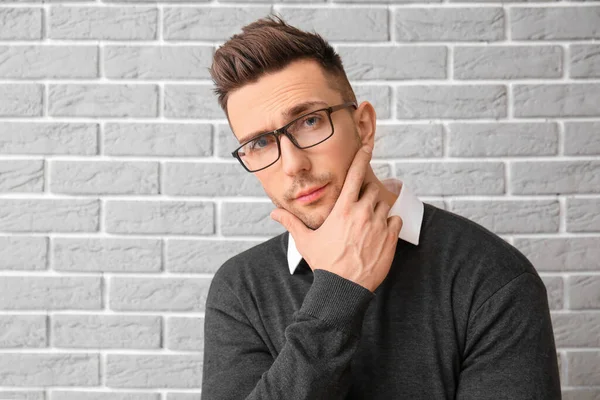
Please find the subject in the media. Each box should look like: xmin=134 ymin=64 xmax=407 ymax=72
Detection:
xmin=231 ymin=101 xmax=358 ymax=173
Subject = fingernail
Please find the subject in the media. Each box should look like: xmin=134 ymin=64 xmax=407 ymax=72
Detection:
xmin=362 ymin=145 xmax=372 ymax=154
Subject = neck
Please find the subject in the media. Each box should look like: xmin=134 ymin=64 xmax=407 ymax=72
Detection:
xmin=364 ymin=167 xmax=399 ymax=208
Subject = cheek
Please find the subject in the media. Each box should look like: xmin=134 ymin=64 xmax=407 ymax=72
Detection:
xmin=254 ymin=172 xmax=285 ymax=204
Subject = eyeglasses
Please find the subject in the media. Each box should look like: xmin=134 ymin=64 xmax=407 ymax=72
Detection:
xmin=231 ymin=101 xmax=358 ymax=172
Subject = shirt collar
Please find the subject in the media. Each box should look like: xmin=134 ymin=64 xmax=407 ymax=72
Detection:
xmin=286 ymin=178 xmax=424 ymax=274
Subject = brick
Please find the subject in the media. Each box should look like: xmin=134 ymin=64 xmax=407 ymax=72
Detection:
xmin=514 ymin=84 xmax=600 ymax=117
xmin=51 ymin=161 xmax=159 ymax=195
xmin=164 ymin=162 xmax=264 ymax=196
xmin=0 ymin=160 xmax=44 ymax=193
xmin=569 ymin=276 xmax=600 ymax=309
xmin=53 ymin=238 xmax=162 ymax=273
xmin=540 ymin=276 xmax=564 ymax=310
xmin=568 ymin=351 xmax=600 ymax=386
xmin=448 ymin=200 xmax=559 ymax=234
xmin=0 ymin=392 xmax=43 ymax=400
xmin=0 ymin=84 xmax=43 ymax=117
xmin=450 ymin=0 xmax=557 ymax=3
xmin=50 ymin=7 xmax=157 ymax=40
xmin=511 ymin=7 xmax=600 ymax=40
xmin=0 ymin=276 xmax=101 ymax=310
xmin=0 ymin=236 xmax=47 ymax=271
xmin=395 ymin=162 xmax=505 ymax=195
xmin=218 ymin=124 xmax=243 ymax=158
xmin=0 ymin=123 xmax=98 ymax=155
xmin=0 ymin=9 xmax=42 ymax=40
xmin=110 ymin=277 xmax=211 ymax=311
xmin=511 ymin=161 xmax=600 ymax=194
xmin=366 ymin=124 xmax=442 ymax=158
xmin=567 ymin=198 xmax=600 ymax=233
xmin=396 ymin=85 xmax=506 ymax=119
xmin=0 ymin=46 xmax=97 ymax=79
xmin=274 ymin=8 xmax=388 ymax=41
xmin=0 ymin=354 xmax=99 ymax=386
xmin=106 ymin=201 xmax=214 ymax=235
xmin=166 ymin=394 xmax=201 ymax=400
xmin=571 ymin=45 xmax=600 ymax=78
xmin=0 ymin=315 xmax=46 ymax=348
xmin=514 ymin=238 xmax=600 ymax=271
xmin=564 ymin=122 xmax=600 ymax=156
xmin=164 ymin=6 xmax=270 ymax=40
xmin=333 ymin=0 xmax=439 ymax=3
xmin=395 ymin=8 xmax=504 ymax=42
xmin=51 ymin=392 xmax=159 ymax=400
xmin=49 ymin=84 xmax=158 ymax=118
xmin=166 ymin=239 xmax=261 ymax=273
xmin=166 ymin=317 xmax=203 ymax=351
xmin=448 ymin=123 xmax=558 ymax=157
xmin=354 ymin=85 xmax=392 ymax=119
xmin=106 ymin=354 xmax=203 ymax=388
xmin=372 ymin=163 xmax=392 ymax=180
xmin=557 ymin=352 xmax=565 ymax=387
xmin=0 ymin=199 xmax=99 ymax=233
xmin=164 ymin=85 xmax=223 ymax=119
xmin=454 ymin=46 xmax=562 ymax=79
xmin=104 ymin=46 xmax=212 ymax=79
xmin=551 ymin=312 xmax=600 ymax=347
xmin=221 ymin=202 xmax=284 ymax=236
xmin=104 ymin=123 xmax=212 ymax=157
xmin=338 ymin=46 xmax=446 ymax=80
xmin=562 ymin=389 xmax=600 ymax=400
xmin=52 ymin=315 xmax=161 ymax=349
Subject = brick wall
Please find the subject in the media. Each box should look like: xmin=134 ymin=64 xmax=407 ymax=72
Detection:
xmin=0 ymin=2 xmax=599 ymax=399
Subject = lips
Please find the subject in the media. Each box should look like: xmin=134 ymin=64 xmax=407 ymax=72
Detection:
xmin=295 ymin=184 xmax=327 ymax=199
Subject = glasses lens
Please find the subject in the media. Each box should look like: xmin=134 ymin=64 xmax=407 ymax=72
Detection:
xmin=237 ymin=133 xmax=279 ymax=172
xmin=235 ymin=109 xmax=334 ymax=172
xmin=287 ymin=110 xmax=332 ymax=148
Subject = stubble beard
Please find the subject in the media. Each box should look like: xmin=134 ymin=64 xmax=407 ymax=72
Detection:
xmin=271 ymin=177 xmax=341 ymax=231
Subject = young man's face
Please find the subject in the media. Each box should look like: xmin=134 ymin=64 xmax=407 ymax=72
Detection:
xmin=227 ymin=59 xmax=371 ymax=230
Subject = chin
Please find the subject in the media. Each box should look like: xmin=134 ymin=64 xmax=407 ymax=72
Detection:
xmin=297 ymin=205 xmax=332 ymax=231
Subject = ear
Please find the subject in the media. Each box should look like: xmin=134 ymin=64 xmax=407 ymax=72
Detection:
xmin=354 ymin=101 xmax=377 ymax=150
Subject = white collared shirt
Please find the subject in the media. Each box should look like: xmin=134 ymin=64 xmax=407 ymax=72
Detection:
xmin=287 ymin=178 xmax=425 ymax=274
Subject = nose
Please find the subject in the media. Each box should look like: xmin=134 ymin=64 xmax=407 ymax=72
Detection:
xmin=278 ymin=133 xmax=311 ymax=176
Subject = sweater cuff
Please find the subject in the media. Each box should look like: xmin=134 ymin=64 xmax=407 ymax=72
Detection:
xmin=299 ymin=269 xmax=375 ymax=335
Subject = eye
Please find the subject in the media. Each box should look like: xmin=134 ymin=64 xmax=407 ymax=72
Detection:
xmin=303 ymin=115 xmax=322 ymax=128
xmin=249 ymin=134 xmax=276 ymax=150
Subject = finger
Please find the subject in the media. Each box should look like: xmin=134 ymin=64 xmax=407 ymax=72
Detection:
xmin=270 ymin=208 xmax=311 ymax=244
xmin=337 ymin=145 xmax=373 ymax=208
xmin=374 ymin=199 xmax=391 ymax=219
xmin=358 ymin=182 xmax=380 ymax=210
xmin=387 ymin=215 xmax=403 ymax=238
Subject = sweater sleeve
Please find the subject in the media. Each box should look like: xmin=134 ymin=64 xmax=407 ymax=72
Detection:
xmin=201 ymin=269 xmax=375 ymax=400
xmin=456 ymin=272 xmax=562 ymax=399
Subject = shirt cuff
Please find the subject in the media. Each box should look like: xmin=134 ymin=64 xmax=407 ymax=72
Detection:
xmin=299 ymin=269 xmax=375 ymax=336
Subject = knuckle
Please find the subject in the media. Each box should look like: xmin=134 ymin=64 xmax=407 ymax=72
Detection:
xmin=355 ymin=207 xmax=371 ymax=224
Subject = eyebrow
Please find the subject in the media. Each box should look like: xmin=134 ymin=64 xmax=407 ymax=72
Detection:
xmin=237 ymin=100 xmax=329 ymax=144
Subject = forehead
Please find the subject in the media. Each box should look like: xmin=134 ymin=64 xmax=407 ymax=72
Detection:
xmin=227 ymin=59 xmax=343 ymax=142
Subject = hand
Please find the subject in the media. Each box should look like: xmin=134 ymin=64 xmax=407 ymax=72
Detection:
xmin=270 ymin=145 xmax=403 ymax=292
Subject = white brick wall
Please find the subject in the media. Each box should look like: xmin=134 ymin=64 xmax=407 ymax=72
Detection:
xmin=0 ymin=0 xmax=598 ymax=397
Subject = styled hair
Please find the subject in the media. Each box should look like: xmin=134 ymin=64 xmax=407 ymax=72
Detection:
xmin=210 ymin=15 xmax=356 ymax=117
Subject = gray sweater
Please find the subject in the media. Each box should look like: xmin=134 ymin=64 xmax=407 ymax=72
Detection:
xmin=201 ymin=203 xmax=561 ymax=399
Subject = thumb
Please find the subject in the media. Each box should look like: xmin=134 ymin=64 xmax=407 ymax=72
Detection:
xmin=270 ymin=208 xmax=310 ymax=242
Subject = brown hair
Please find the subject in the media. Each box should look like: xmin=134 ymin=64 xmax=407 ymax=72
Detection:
xmin=210 ymin=15 xmax=356 ymax=117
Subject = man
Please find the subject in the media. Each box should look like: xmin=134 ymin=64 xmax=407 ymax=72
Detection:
xmin=201 ymin=16 xmax=561 ymax=399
